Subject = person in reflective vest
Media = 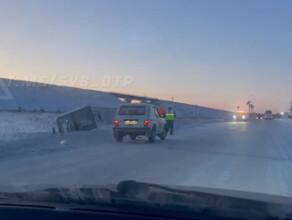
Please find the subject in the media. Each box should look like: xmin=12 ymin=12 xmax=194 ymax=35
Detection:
xmin=165 ymin=107 xmax=176 ymax=135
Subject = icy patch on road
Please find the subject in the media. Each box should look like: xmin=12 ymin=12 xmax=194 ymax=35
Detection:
xmin=173 ymin=118 xmax=226 ymax=139
xmin=278 ymin=118 xmax=292 ymax=125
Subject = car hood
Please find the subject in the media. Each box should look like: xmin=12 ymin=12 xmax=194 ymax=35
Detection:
xmin=0 ymin=181 xmax=291 ymax=219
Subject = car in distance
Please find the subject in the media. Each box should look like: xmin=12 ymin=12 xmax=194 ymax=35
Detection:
xmin=113 ymin=103 xmax=167 ymax=143
xmin=256 ymin=113 xmax=263 ymax=120
xmin=233 ymin=111 xmax=248 ymax=122
xmin=264 ymin=110 xmax=274 ymax=120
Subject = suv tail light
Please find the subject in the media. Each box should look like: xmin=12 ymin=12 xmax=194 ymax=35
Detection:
xmin=144 ymin=120 xmax=149 ymax=127
xmin=114 ymin=120 xmax=119 ymax=126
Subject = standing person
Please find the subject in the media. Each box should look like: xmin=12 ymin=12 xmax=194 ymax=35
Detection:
xmin=158 ymin=106 xmax=165 ymax=117
xmin=165 ymin=107 xmax=176 ymax=135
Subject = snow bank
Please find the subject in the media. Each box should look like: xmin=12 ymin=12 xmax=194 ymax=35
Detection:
xmin=0 ymin=112 xmax=59 ymax=141
xmin=157 ymin=100 xmax=232 ymax=119
xmin=0 ymin=78 xmax=231 ymax=120
xmin=0 ymin=79 xmax=122 ymax=112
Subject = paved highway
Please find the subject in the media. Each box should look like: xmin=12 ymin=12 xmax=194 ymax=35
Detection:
xmin=0 ymin=119 xmax=292 ymax=197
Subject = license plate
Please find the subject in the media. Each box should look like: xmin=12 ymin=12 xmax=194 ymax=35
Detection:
xmin=124 ymin=120 xmax=138 ymax=125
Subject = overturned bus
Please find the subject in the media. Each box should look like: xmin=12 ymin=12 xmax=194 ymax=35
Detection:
xmin=56 ymin=106 xmax=117 ymax=134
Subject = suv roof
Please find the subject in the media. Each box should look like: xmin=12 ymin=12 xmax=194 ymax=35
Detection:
xmin=119 ymin=103 xmax=155 ymax=107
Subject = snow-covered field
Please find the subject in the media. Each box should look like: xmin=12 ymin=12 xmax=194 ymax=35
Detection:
xmin=0 ymin=78 xmax=233 ymax=119
xmin=0 ymin=117 xmax=292 ymax=198
xmin=157 ymin=100 xmax=232 ymax=119
xmin=0 ymin=112 xmax=59 ymax=142
xmin=0 ymin=78 xmax=122 ymax=111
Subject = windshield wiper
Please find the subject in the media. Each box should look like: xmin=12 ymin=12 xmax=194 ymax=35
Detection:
xmin=0 ymin=186 xmax=115 ymax=207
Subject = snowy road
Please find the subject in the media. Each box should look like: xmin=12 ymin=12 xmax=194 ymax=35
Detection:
xmin=1 ymin=119 xmax=292 ymax=197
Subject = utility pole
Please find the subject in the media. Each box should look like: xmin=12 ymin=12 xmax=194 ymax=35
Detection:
xmin=290 ymin=99 xmax=292 ymax=115
xmin=246 ymin=101 xmax=251 ymax=113
xmin=247 ymin=94 xmax=254 ymax=113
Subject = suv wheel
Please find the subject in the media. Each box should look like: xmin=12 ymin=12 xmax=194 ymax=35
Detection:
xmin=159 ymin=127 xmax=167 ymax=140
xmin=130 ymin=135 xmax=137 ymax=140
xmin=115 ymin=133 xmax=123 ymax=142
xmin=148 ymin=127 xmax=156 ymax=143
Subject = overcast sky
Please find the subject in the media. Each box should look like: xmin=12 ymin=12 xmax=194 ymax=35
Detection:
xmin=0 ymin=0 xmax=291 ymax=112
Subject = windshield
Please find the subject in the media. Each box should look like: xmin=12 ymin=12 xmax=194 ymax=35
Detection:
xmin=1 ymin=0 xmax=292 ymax=217
xmin=119 ymin=106 xmax=146 ymax=115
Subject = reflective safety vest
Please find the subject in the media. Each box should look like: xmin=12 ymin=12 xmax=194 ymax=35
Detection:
xmin=165 ymin=110 xmax=175 ymax=121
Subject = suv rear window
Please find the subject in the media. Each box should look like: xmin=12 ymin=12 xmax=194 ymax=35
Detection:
xmin=119 ymin=106 xmax=146 ymax=115
xmin=265 ymin=110 xmax=272 ymax=114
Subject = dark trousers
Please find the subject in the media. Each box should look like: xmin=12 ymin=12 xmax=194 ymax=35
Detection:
xmin=166 ymin=120 xmax=174 ymax=135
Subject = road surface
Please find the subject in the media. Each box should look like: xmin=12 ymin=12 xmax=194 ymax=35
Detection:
xmin=0 ymin=119 xmax=292 ymax=197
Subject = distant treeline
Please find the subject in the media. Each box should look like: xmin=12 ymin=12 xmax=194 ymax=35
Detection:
xmin=0 ymin=107 xmax=63 ymax=114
